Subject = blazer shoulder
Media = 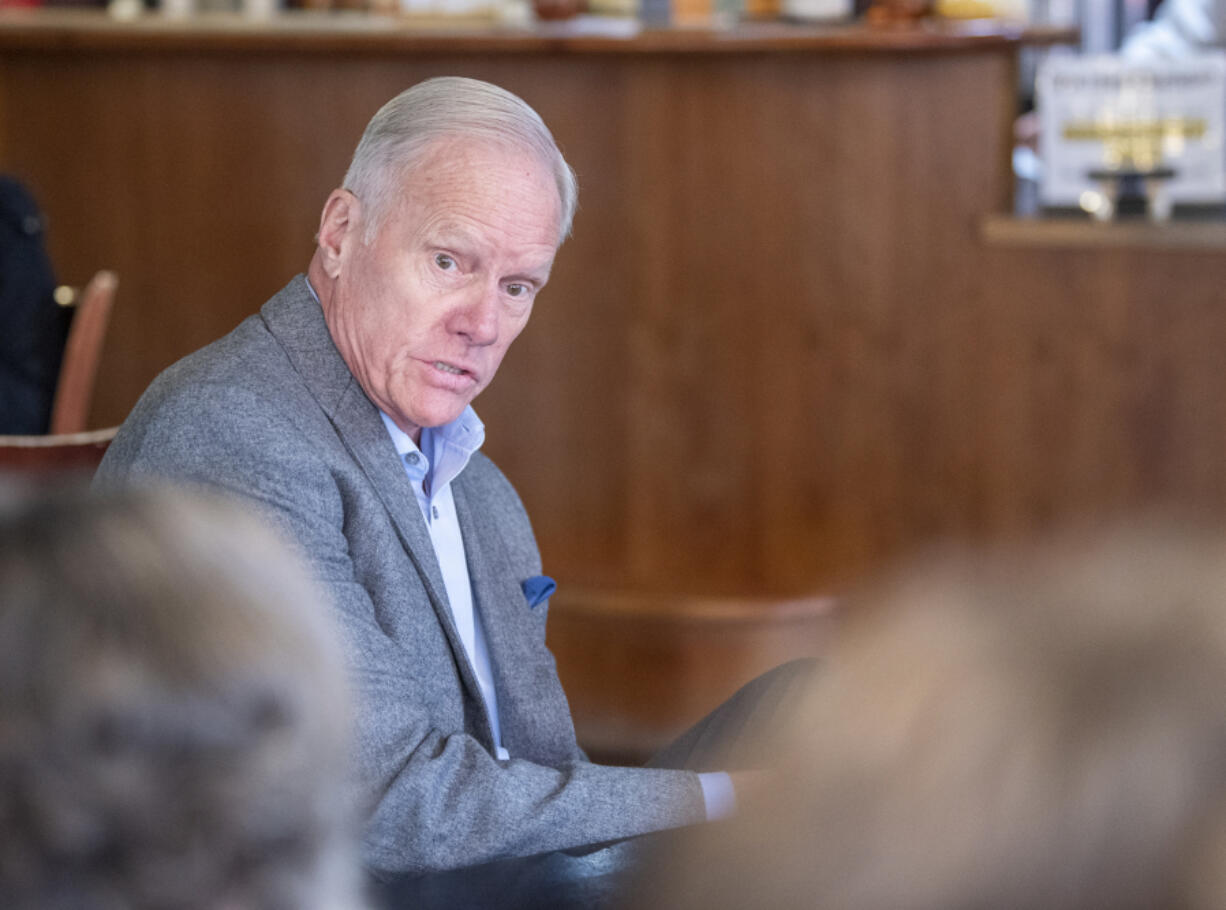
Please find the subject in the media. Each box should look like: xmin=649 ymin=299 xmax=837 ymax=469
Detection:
xmin=127 ymin=276 xmax=329 ymax=423
xmin=97 ymin=312 xmax=327 ymax=487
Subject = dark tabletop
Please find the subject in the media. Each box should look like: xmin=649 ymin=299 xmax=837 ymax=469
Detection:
xmin=370 ymin=834 xmax=675 ymax=910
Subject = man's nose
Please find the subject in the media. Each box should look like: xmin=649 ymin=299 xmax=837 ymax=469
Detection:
xmin=451 ymin=283 xmax=500 ymax=346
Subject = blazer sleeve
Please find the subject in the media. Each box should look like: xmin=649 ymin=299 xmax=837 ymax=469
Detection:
xmin=96 ymin=381 xmax=709 ymax=875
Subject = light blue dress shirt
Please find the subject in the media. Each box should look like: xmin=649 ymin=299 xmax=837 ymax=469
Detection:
xmin=380 ymin=408 xmax=511 ymax=762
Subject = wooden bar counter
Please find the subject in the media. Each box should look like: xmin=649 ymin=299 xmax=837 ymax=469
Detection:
xmin=0 ymin=9 xmax=1034 ymax=587
xmin=26 ymin=13 xmax=1218 ymax=756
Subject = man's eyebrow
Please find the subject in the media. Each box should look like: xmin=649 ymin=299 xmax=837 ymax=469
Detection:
xmin=424 ymin=220 xmax=554 ymax=282
xmin=506 ymin=255 xmax=555 ymax=285
xmin=425 ymin=222 xmax=478 ymax=248
xmin=520 ymin=265 xmax=553 ymax=286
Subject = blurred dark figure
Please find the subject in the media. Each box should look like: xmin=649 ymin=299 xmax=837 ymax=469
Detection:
xmin=630 ymin=522 xmax=1226 ymax=910
xmin=0 ymin=177 xmax=70 ymax=434
xmin=0 ymin=487 xmax=370 ymax=910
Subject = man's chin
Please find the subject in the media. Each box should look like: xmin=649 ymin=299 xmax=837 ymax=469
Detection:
xmin=385 ymin=388 xmax=479 ymax=435
xmin=405 ymin=406 xmax=470 ymax=432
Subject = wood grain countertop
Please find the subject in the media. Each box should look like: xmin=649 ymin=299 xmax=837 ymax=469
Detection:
xmin=0 ymin=7 xmax=1076 ymax=54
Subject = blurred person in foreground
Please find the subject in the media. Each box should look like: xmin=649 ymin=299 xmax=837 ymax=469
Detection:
xmin=631 ymin=522 xmax=1226 ymax=910
xmin=0 ymin=487 xmax=368 ymax=910
xmin=96 ymin=75 xmax=809 ymax=876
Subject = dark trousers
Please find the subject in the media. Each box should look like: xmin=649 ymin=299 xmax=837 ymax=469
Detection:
xmin=374 ymin=660 xmax=819 ymax=910
xmin=647 ymin=658 xmax=818 ymax=773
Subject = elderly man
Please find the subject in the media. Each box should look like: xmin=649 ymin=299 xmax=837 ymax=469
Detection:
xmin=97 ymin=77 xmax=796 ymax=876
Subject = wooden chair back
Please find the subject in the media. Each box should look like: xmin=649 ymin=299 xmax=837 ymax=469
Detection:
xmin=48 ymin=270 xmax=117 ymax=435
xmin=0 ymin=427 xmax=117 ymax=478
xmin=547 ymin=588 xmax=836 ymax=764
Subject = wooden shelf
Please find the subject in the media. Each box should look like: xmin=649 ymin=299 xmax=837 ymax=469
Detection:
xmin=981 ymin=213 xmax=1226 ymax=251
xmin=0 ymin=7 xmax=1075 ymax=54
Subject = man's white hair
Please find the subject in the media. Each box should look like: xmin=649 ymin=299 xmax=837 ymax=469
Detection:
xmin=342 ymin=76 xmax=578 ymax=245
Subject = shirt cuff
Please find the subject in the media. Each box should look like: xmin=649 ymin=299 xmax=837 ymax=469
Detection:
xmin=698 ymin=771 xmax=737 ymax=821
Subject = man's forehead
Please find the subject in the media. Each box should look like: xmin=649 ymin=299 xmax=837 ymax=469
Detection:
xmin=405 ymin=183 xmax=560 ymax=255
xmin=406 ymin=136 xmax=559 ymax=207
xmin=416 ymin=130 xmax=542 ymax=167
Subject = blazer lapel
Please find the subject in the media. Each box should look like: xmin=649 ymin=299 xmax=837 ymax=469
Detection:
xmin=259 ymin=276 xmax=488 ymax=717
xmin=329 ymin=383 xmax=450 ymax=611
xmin=453 ymin=479 xmax=577 ymax=766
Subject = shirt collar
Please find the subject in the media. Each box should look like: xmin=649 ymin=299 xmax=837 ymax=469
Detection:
xmin=380 ymin=407 xmax=485 ymax=497
xmin=379 ymin=406 xmax=485 ymax=455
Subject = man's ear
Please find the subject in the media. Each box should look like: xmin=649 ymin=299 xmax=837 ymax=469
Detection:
xmin=316 ymin=189 xmax=362 ymax=279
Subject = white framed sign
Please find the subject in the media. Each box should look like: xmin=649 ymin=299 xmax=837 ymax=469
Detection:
xmin=1037 ymin=54 xmax=1226 ymax=207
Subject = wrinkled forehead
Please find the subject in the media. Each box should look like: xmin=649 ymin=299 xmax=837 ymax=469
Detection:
xmin=397 ymin=133 xmax=565 ymax=235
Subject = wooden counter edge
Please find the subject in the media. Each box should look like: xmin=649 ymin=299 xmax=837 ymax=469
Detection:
xmin=981 ymin=213 xmax=1226 ymax=251
xmin=0 ymin=8 xmax=1076 ymax=54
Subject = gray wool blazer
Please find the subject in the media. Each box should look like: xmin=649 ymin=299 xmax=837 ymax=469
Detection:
xmin=95 ymin=276 xmax=706 ymax=875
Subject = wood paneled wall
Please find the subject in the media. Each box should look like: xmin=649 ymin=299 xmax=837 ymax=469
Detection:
xmin=0 ymin=22 xmax=1027 ymax=598
xmin=14 ymin=19 xmax=1223 ymax=750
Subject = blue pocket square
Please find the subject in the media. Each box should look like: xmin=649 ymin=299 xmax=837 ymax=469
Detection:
xmin=521 ymin=575 xmax=556 ymax=608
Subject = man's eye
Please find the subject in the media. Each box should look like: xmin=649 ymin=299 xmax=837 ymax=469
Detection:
xmin=434 ymin=253 xmax=455 ymax=271
xmin=506 ymin=283 xmax=530 ymax=298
